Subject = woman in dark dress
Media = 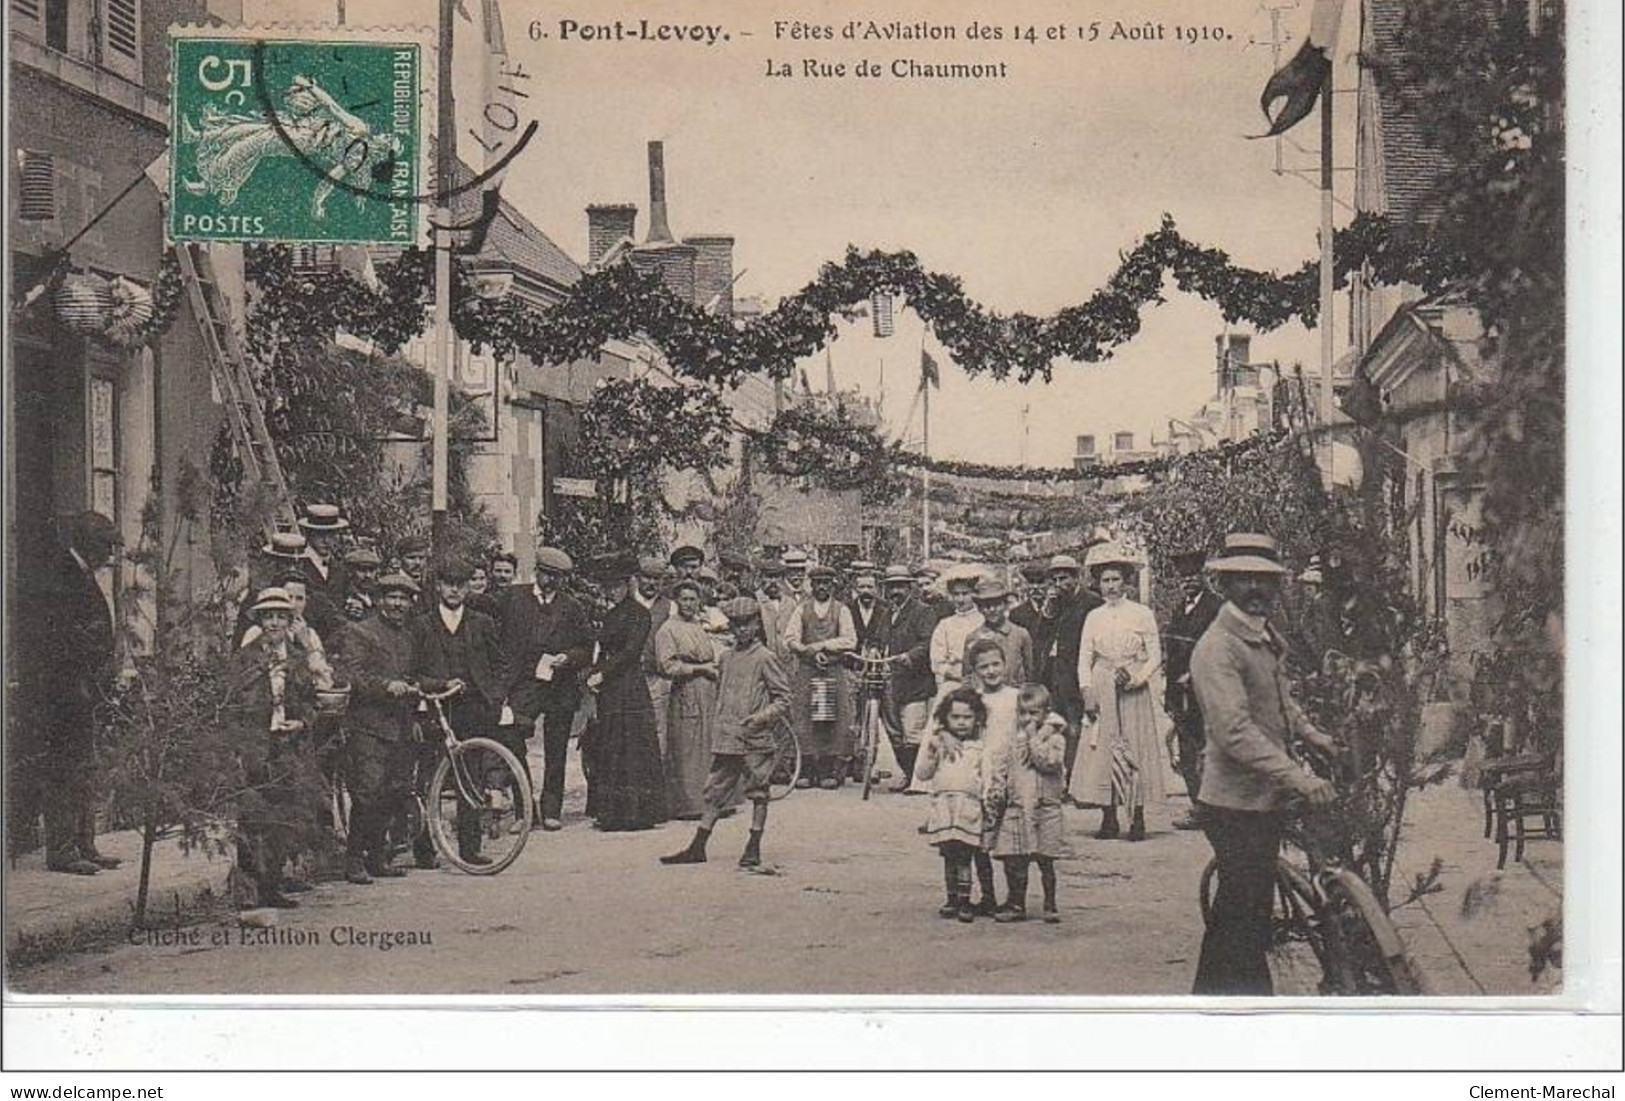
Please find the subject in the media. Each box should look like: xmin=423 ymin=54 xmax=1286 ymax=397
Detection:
xmin=582 ymin=555 xmax=670 ymax=831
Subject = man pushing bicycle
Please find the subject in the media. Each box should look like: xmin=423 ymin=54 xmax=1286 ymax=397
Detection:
xmin=1189 ymin=532 xmax=1339 ymax=996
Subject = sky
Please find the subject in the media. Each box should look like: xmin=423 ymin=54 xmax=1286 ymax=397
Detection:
xmin=399 ymin=0 xmax=1363 ymax=465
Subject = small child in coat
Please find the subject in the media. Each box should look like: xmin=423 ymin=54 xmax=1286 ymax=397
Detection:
xmin=916 ymin=685 xmax=994 ymax=922
xmin=987 ymin=683 xmax=1070 ymax=923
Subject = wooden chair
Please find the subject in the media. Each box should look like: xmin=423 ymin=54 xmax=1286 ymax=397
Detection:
xmin=1488 ymin=753 xmax=1562 ymax=870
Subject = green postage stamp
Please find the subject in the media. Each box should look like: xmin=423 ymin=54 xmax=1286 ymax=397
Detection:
xmin=168 ymin=26 xmax=435 ymax=246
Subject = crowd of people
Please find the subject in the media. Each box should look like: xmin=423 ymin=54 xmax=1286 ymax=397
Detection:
xmin=16 ymin=498 xmax=1342 ymax=994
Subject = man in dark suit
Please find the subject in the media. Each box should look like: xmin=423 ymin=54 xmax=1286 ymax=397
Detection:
xmin=499 ymin=545 xmax=593 ymax=830
xmin=1009 ymin=564 xmax=1050 ymax=650
xmin=296 ymin=503 xmax=350 ymax=642
xmin=1042 ymin=553 xmax=1103 ymax=796
xmin=1163 ymin=547 xmax=1224 ymax=828
xmin=332 ymin=572 xmax=422 ymax=879
xmin=413 ymin=556 xmax=510 ymax=866
xmin=18 ymin=512 xmax=122 ymax=875
xmin=846 ymin=561 xmax=891 ymax=654
xmin=881 ymin=565 xmax=938 ymax=792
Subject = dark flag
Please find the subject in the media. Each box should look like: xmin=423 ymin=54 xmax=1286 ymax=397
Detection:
xmin=1258 ymin=0 xmax=1346 ymax=138
xmin=920 ymin=349 xmax=940 ymax=390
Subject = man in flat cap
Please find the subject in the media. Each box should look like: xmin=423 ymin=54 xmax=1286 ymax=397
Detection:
xmin=342 ymin=545 xmax=382 ymax=622
xmin=965 ymin=577 xmax=1034 ymax=689
xmin=661 ymin=596 xmax=790 ymax=868
xmin=782 ymin=563 xmax=858 ymax=788
xmin=411 ymin=556 xmax=510 ymax=866
xmin=333 ymin=572 xmax=423 ymax=879
xmin=501 ymin=546 xmax=593 ymax=829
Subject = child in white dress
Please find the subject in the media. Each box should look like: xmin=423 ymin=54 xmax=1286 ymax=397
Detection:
xmin=916 ymin=686 xmax=993 ymax=923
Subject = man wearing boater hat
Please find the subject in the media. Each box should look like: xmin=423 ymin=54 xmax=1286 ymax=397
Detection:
xmin=1189 ymin=532 xmax=1340 ymax=996
xmin=1163 ymin=545 xmax=1223 ymax=829
xmin=296 ymin=503 xmax=350 ymax=641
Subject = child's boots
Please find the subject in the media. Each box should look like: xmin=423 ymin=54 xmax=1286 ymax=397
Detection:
xmin=660 ymin=827 xmax=711 ymax=865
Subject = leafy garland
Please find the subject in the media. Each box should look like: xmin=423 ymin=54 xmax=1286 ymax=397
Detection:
xmin=241 ymin=213 xmax=1447 ymax=390
xmin=577 ymin=376 xmax=735 ymax=479
xmin=749 ymin=398 xmax=1290 ymax=488
xmin=749 ymin=400 xmax=894 ymax=490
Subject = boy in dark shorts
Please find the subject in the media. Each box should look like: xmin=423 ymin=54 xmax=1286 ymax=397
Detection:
xmin=661 ymin=597 xmax=792 ymax=868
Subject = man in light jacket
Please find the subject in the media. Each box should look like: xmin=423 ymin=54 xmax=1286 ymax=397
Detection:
xmin=1189 ymin=533 xmax=1339 ymax=996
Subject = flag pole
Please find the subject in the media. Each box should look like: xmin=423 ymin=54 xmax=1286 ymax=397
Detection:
xmin=431 ymin=0 xmax=456 ymax=559
xmin=1317 ymin=61 xmax=1335 ymax=477
xmin=921 ymin=343 xmax=932 ymax=563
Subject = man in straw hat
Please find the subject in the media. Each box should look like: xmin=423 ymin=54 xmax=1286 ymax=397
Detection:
xmin=1163 ymin=545 xmax=1223 ymax=829
xmin=1189 ymin=532 xmax=1341 ymax=996
xmin=661 ymin=596 xmax=790 ymax=869
xmin=227 ymin=586 xmax=324 ymax=905
xmin=296 ymin=502 xmax=350 ymax=640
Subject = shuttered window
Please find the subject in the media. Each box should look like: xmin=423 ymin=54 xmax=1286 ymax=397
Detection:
xmin=105 ymin=0 xmax=137 ymax=56
xmin=17 ymin=150 xmax=56 ymax=222
xmin=12 ymin=0 xmax=43 ymax=20
xmin=100 ymin=0 xmax=142 ymax=82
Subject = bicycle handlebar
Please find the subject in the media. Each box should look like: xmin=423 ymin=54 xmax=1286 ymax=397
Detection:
xmin=417 ymin=683 xmax=467 ymax=703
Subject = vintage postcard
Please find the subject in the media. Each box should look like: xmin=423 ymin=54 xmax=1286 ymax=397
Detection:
xmin=3 ymin=0 xmax=1617 ymax=1072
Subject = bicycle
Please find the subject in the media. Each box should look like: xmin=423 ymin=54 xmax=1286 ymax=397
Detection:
xmin=1195 ymin=750 xmax=1423 ymax=995
xmin=845 ymin=647 xmax=904 ymax=801
xmin=419 ymin=684 xmax=534 ymax=874
xmin=767 ymin=715 xmax=803 ymax=802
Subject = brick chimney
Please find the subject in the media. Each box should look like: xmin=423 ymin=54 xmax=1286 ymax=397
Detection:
xmin=630 ymin=242 xmax=698 ymax=305
xmin=645 ymin=141 xmax=674 ymax=244
xmin=586 ymin=204 xmax=638 ymax=267
xmin=686 ymin=235 xmax=735 ymax=316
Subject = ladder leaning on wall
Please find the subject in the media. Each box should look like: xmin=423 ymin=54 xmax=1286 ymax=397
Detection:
xmin=173 ymin=242 xmax=298 ymax=535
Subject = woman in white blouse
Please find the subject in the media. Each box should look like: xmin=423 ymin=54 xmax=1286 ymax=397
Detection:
xmin=1072 ymin=556 xmax=1167 ymax=841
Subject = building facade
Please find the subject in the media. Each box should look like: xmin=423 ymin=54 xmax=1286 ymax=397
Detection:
xmin=9 ymin=0 xmax=225 ymax=634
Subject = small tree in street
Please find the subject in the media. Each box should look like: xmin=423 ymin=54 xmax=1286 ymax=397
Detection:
xmin=97 ymin=464 xmax=257 ymax=925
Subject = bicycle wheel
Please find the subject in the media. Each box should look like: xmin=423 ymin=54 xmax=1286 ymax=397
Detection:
xmin=767 ymin=717 xmax=802 ymax=802
xmin=426 ymin=737 xmax=533 ymax=875
xmin=1317 ymin=869 xmax=1424 ymax=994
xmin=1197 ymin=857 xmax=1327 ymax=995
xmin=859 ymin=702 xmax=882 ymax=801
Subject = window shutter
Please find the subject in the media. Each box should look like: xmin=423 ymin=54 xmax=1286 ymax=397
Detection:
xmin=100 ymin=0 xmax=142 ymax=82
xmin=17 ymin=150 xmax=57 ymax=222
xmin=11 ymin=0 xmax=43 ymax=24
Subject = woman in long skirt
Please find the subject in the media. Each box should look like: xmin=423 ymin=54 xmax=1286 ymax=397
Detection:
xmin=1072 ymin=557 xmax=1167 ymax=841
xmin=583 ymin=556 xmax=669 ymax=831
xmin=655 ymin=579 xmax=719 ymax=819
